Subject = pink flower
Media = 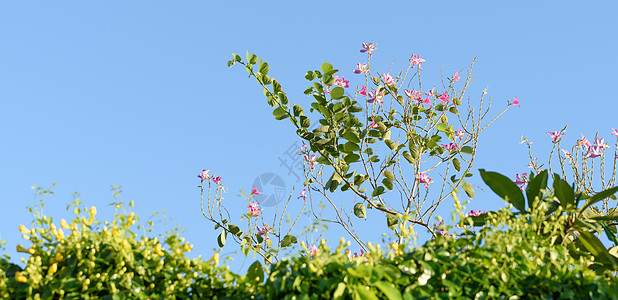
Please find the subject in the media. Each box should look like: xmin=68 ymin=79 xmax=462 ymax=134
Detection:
xmin=465 ymin=210 xmax=485 ymax=217
xmin=256 ymin=225 xmax=271 ymax=239
xmin=442 ymin=143 xmax=458 ymax=151
xmin=298 ymin=189 xmax=307 ymax=200
xmin=453 ymin=71 xmax=460 ymax=82
xmin=353 ymin=63 xmax=369 ymax=74
xmin=304 ymin=154 xmax=318 ymax=169
xmin=587 ymin=138 xmax=609 ymax=158
xmin=417 ymin=172 xmax=433 ymax=188
xmin=438 ymin=91 xmax=449 ymax=103
xmin=612 ymin=128 xmax=618 ymax=138
xmin=510 ymin=97 xmax=520 ymax=107
xmin=382 ymin=73 xmax=395 ymax=85
xmin=324 ymin=85 xmax=331 ymax=94
xmin=369 ymin=117 xmax=379 ymax=129
xmin=198 ymin=169 xmax=210 ymax=181
xmin=248 ymin=201 xmax=261 ymax=217
xmin=514 ymin=173 xmax=529 ymax=191
xmin=405 ymin=89 xmax=430 ymax=105
xmin=251 ymin=185 xmax=261 ymax=195
xmin=212 ymin=177 xmax=222 ymax=184
xmin=578 ymin=134 xmax=592 ymax=150
xmin=547 ymin=131 xmax=564 ymax=143
xmin=425 ymin=86 xmax=436 ymax=98
xmin=298 ymin=143 xmax=309 ymax=156
xmin=309 ymin=244 xmax=319 ymax=257
xmin=358 ymin=85 xmax=367 ymax=96
xmin=528 ymin=158 xmax=538 ymax=169
xmin=367 ymin=89 xmax=384 ymax=104
xmin=454 ymin=129 xmax=465 ymax=140
xmin=561 ymin=149 xmax=572 ymax=160
xmin=360 ymin=42 xmax=377 ymax=56
xmin=334 ymin=74 xmax=350 ymax=88
xmin=434 ymin=220 xmax=447 ymax=236
xmin=410 ymin=54 xmax=426 ymax=70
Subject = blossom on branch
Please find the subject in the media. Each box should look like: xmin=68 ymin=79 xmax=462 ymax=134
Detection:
xmin=248 ymin=201 xmax=261 ymax=217
xmin=353 ymin=63 xmax=369 ymax=74
xmin=360 ymin=42 xmax=376 ymax=56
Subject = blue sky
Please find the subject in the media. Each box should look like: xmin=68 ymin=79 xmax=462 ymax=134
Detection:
xmin=1 ymin=1 xmax=617 ymax=272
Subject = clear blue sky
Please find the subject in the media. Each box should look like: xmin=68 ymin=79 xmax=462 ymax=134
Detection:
xmin=1 ymin=1 xmax=617 ymax=272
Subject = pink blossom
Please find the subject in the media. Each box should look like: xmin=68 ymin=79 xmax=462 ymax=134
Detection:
xmin=561 ymin=149 xmax=572 ymax=160
xmin=510 ymin=97 xmax=520 ymax=107
xmin=248 ymin=201 xmax=261 ymax=217
xmin=417 ymin=172 xmax=433 ymax=188
xmin=453 ymin=71 xmax=460 ymax=82
xmin=358 ymin=85 xmax=367 ymax=96
xmin=528 ymin=158 xmax=538 ymax=169
xmin=324 ymin=85 xmax=331 ymax=94
xmin=578 ymin=134 xmax=592 ymax=150
xmin=438 ymin=91 xmax=449 ymax=103
xmin=405 ymin=89 xmax=430 ymax=105
xmin=298 ymin=143 xmax=309 ymax=156
xmin=304 ymin=154 xmax=318 ymax=169
xmin=547 ymin=131 xmax=564 ymax=143
xmin=256 ymin=225 xmax=271 ymax=239
xmin=454 ymin=129 xmax=465 ymax=140
xmin=442 ymin=143 xmax=458 ymax=151
xmin=425 ymin=86 xmax=436 ymax=98
xmin=369 ymin=117 xmax=379 ymax=129
xmin=251 ymin=185 xmax=261 ymax=195
xmin=298 ymin=189 xmax=307 ymax=200
xmin=587 ymin=138 xmax=609 ymax=158
xmin=611 ymin=128 xmax=618 ymax=138
xmin=353 ymin=63 xmax=369 ymax=74
xmin=212 ymin=177 xmax=222 ymax=184
xmin=434 ymin=220 xmax=447 ymax=236
xmin=465 ymin=210 xmax=485 ymax=217
xmin=309 ymin=244 xmax=319 ymax=257
xmin=198 ymin=169 xmax=210 ymax=181
xmin=360 ymin=42 xmax=377 ymax=56
xmin=382 ymin=73 xmax=395 ymax=85
xmin=410 ymin=54 xmax=426 ymax=70
xmin=334 ymin=74 xmax=350 ymax=88
xmin=367 ymin=89 xmax=384 ymax=104
xmin=349 ymin=249 xmax=368 ymax=261
xmin=514 ymin=173 xmax=529 ymax=191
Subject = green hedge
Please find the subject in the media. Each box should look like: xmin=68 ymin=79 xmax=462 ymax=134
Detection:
xmin=1 ymin=200 xmax=617 ymax=299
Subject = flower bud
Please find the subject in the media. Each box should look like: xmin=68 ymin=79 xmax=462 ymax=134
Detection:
xmin=48 ymin=263 xmax=58 ymax=275
xmin=15 ymin=272 xmax=28 ymax=283
xmin=89 ymin=206 xmax=97 ymax=217
xmin=19 ymin=225 xmax=31 ymax=235
xmin=61 ymin=219 xmax=71 ymax=229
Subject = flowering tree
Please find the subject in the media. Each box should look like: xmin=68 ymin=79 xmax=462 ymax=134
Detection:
xmin=219 ymin=43 xmax=516 ymax=255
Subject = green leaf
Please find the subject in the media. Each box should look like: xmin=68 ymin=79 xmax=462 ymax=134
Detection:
xmin=300 ymin=116 xmax=310 ymax=128
xmin=228 ymin=225 xmax=241 ymax=236
xmin=383 ymin=170 xmax=395 ymax=181
xmin=344 ymin=142 xmax=360 ymax=152
xmin=281 ymin=234 xmax=297 ymax=247
xmin=355 ymin=284 xmax=379 ymax=300
xmin=409 ymin=145 xmax=420 ymax=159
xmin=460 ymin=146 xmax=473 ymax=155
xmin=343 ymin=131 xmax=361 ymax=143
xmin=333 ymin=282 xmax=347 ymax=299
xmin=259 ymin=62 xmax=269 ymax=75
xmin=249 ymin=54 xmax=259 ymax=65
xmin=580 ymin=185 xmax=618 ymax=214
xmin=217 ymin=230 xmax=227 ymax=247
xmin=233 ymin=53 xmax=241 ymax=62
xmin=462 ymin=182 xmax=474 ymax=199
xmin=553 ymin=174 xmax=575 ymax=210
xmin=247 ymin=260 xmax=264 ymax=282
xmin=590 ymin=215 xmax=618 ymax=221
xmin=453 ymin=158 xmax=461 ymax=172
xmin=525 ymin=170 xmax=548 ymax=210
xmin=382 ymin=177 xmax=394 ymax=191
xmin=293 ymin=104 xmax=304 ymax=116
xmin=344 ymin=153 xmax=360 ymax=164
xmin=373 ymin=281 xmax=403 ymax=300
xmin=479 ymin=169 xmax=526 ymax=212
xmin=372 ymin=186 xmax=386 ymax=197
xmin=354 ymin=202 xmax=367 ymax=219
xmin=601 ymin=222 xmax=618 ymax=245
xmin=436 ymin=123 xmax=448 ymax=132
xmin=385 ymin=139 xmax=397 ymax=150
xmin=321 ymin=62 xmax=333 ymax=74
xmin=331 ymin=87 xmax=345 ymax=99
xmin=402 ymin=151 xmax=415 ymax=164
xmin=577 ymin=229 xmax=617 ymax=266
xmin=386 ymin=213 xmax=398 ymax=230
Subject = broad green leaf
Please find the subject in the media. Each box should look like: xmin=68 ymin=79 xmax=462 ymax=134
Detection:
xmin=344 ymin=153 xmax=360 ymax=164
xmin=525 ymin=170 xmax=548 ymax=210
xmin=453 ymin=158 xmax=461 ymax=172
xmin=247 ymin=260 xmax=264 ymax=282
xmin=300 ymin=116 xmax=310 ymax=128
xmin=228 ymin=224 xmax=241 ymax=237
xmin=385 ymin=139 xmax=397 ymax=150
xmin=460 ymin=146 xmax=473 ymax=155
xmin=249 ymin=54 xmax=259 ymax=65
xmin=293 ymin=104 xmax=304 ymax=116
xmin=259 ymin=62 xmax=269 ymax=75
xmin=402 ymin=151 xmax=415 ymax=164
xmin=590 ymin=215 xmax=618 ymax=221
xmin=479 ymin=169 xmax=526 ymax=212
xmin=343 ymin=131 xmax=361 ymax=143
xmin=382 ymin=177 xmax=394 ymax=191
xmin=333 ymin=282 xmax=347 ymax=299
xmin=354 ymin=202 xmax=367 ymax=219
xmin=462 ymin=182 xmax=474 ymax=199
xmin=355 ymin=284 xmax=379 ymax=300
xmin=553 ymin=174 xmax=575 ymax=210
xmin=436 ymin=123 xmax=448 ymax=132
xmin=373 ymin=281 xmax=403 ymax=300
xmin=372 ymin=186 xmax=386 ymax=197
xmin=601 ymin=222 xmax=618 ymax=245
xmin=580 ymin=185 xmax=618 ymax=214
xmin=280 ymin=235 xmax=298 ymax=247
xmin=233 ymin=53 xmax=241 ymax=62
xmin=387 ymin=212 xmax=398 ymax=230
xmin=577 ymin=229 xmax=617 ymax=266
xmin=383 ymin=170 xmax=395 ymax=181
xmin=410 ymin=145 xmax=420 ymax=159
xmin=331 ymin=87 xmax=345 ymax=99
xmin=344 ymin=142 xmax=360 ymax=152
xmin=321 ymin=62 xmax=333 ymax=74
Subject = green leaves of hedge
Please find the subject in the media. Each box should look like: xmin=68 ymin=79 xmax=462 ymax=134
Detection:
xmin=479 ymin=169 xmax=525 ymax=212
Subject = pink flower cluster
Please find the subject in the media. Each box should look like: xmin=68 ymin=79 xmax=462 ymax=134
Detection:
xmin=248 ymin=201 xmax=261 ymax=217
xmin=465 ymin=210 xmax=485 ymax=217
xmin=309 ymin=244 xmax=319 ymax=257
xmin=367 ymin=89 xmax=385 ymax=104
xmin=435 ymin=220 xmax=447 ymax=236
xmin=442 ymin=143 xmax=458 ymax=152
xmin=198 ymin=169 xmax=222 ymax=184
xmin=334 ymin=74 xmax=349 ymax=88
xmin=256 ymin=225 xmax=271 ymax=240
xmin=417 ymin=172 xmax=433 ymax=188
xmin=353 ymin=63 xmax=369 ymax=74
xmin=578 ymin=134 xmax=609 ymax=158
xmin=360 ymin=42 xmax=376 ymax=56
xmin=547 ymin=131 xmax=565 ymax=143
xmin=349 ymin=249 xmax=368 ymax=261
xmin=410 ymin=54 xmax=425 ymax=70
xmin=404 ymin=89 xmax=431 ymax=106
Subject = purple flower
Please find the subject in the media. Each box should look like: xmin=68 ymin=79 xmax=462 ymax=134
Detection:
xmin=514 ymin=173 xmax=529 ymax=191
xmin=353 ymin=63 xmax=369 ymax=74
xmin=510 ymin=97 xmax=520 ymax=107
xmin=438 ymin=91 xmax=449 ymax=103
xmin=198 ymin=169 xmax=210 ymax=181
xmin=561 ymin=149 xmax=572 ymax=160
xmin=358 ymin=85 xmax=367 ymax=96
xmin=453 ymin=71 xmax=460 ymax=82
xmin=367 ymin=89 xmax=385 ymax=104
xmin=465 ymin=210 xmax=485 ymax=217
xmin=454 ymin=129 xmax=465 ymax=140
xmin=309 ymin=244 xmax=319 ymax=257
xmin=442 ymin=143 xmax=458 ymax=152
xmin=360 ymin=42 xmax=377 ymax=56
xmin=547 ymin=131 xmax=564 ymax=143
